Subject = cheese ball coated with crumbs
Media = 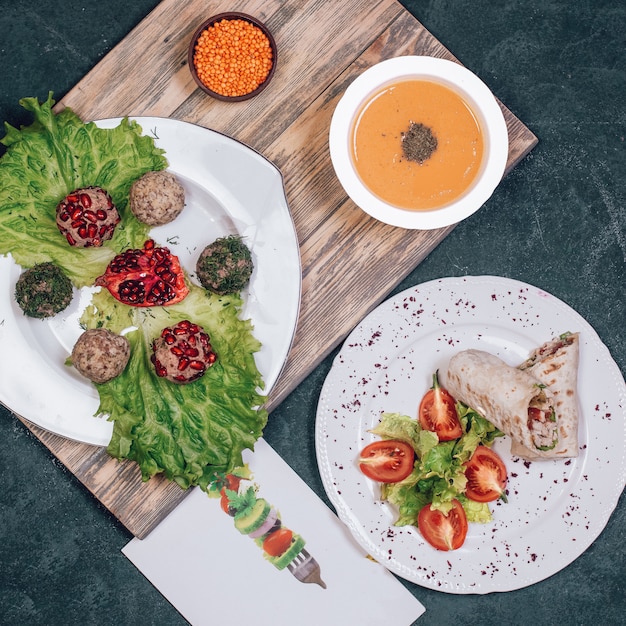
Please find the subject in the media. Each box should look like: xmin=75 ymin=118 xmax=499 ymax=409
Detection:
xmin=129 ymin=170 xmax=186 ymax=226
xmin=71 ymin=328 xmax=131 ymax=384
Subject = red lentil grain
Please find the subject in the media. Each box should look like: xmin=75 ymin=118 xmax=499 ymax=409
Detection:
xmin=193 ymin=18 xmax=274 ymax=97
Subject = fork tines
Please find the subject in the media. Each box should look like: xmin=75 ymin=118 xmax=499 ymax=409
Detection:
xmin=287 ymin=548 xmax=327 ymax=589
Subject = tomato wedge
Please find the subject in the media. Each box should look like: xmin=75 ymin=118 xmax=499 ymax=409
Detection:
xmin=219 ymin=474 xmax=242 ymax=514
xmin=464 ymin=446 xmax=508 ymax=503
xmin=263 ymin=528 xmax=293 ymax=557
xmin=417 ymin=499 xmax=468 ymax=551
xmin=358 ymin=440 xmax=415 ymax=483
xmin=418 ymin=372 xmax=463 ymax=441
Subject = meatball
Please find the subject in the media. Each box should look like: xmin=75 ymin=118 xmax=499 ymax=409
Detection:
xmin=150 ymin=320 xmax=217 ymax=384
xmin=129 ymin=170 xmax=185 ymax=226
xmin=56 ymin=186 xmax=120 ymax=247
xmin=15 ymin=262 xmax=73 ymax=318
xmin=71 ymin=328 xmax=131 ymax=384
xmin=196 ymin=235 xmax=254 ymax=295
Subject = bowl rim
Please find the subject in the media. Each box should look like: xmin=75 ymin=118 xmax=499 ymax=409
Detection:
xmin=187 ymin=12 xmax=277 ymax=102
xmin=328 ymin=55 xmax=509 ymax=230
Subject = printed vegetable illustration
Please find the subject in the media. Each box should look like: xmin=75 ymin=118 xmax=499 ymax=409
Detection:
xmin=209 ymin=469 xmax=326 ymax=587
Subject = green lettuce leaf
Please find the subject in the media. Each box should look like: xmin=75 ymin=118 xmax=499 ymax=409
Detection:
xmin=84 ymin=285 xmax=267 ymax=489
xmin=375 ymin=404 xmax=505 ymax=525
xmin=0 ymin=93 xmax=166 ymax=285
xmin=1 ymin=94 xmax=268 ymax=489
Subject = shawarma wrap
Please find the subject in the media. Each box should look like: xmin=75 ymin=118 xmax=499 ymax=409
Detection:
xmin=511 ymin=332 xmax=580 ymax=460
xmin=441 ymin=349 xmax=558 ymax=455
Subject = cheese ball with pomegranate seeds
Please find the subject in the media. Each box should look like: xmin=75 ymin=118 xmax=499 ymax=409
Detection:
xmin=151 ymin=320 xmax=217 ymax=384
xmin=56 ymin=186 xmax=120 ymax=247
xmin=129 ymin=170 xmax=186 ymax=226
xmin=71 ymin=328 xmax=131 ymax=384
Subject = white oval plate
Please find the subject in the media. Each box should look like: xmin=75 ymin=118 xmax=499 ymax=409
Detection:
xmin=0 ymin=117 xmax=301 ymax=446
xmin=315 ymin=276 xmax=626 ymax=593
xmin=329 ymin=56 xmax=509 ymax=229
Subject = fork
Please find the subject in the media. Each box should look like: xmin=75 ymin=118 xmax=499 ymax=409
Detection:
xmin=287 ymin=548 xmax=327 ymax=588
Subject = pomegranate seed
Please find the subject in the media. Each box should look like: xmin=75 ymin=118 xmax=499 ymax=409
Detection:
xmin=56 ymin=186 xmax=119 ymax=248
xmin=178 ymin=357 xmax=190 ymax=371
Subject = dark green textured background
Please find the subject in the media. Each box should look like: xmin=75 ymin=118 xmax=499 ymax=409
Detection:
xmin=1 ymin=1 xmax=624 ymax=624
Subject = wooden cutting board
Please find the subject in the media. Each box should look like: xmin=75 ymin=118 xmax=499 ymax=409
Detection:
xmin=20 ymin=0 xmax=537 ymax=538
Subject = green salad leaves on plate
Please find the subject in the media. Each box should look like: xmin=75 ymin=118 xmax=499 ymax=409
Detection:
xmin=373 ymin=404 xmax=504 ymax=525
xmin=0 ymin=94 xmax=268 ymax=489
xmin=0 ymin=93 xmax=163 ymax=284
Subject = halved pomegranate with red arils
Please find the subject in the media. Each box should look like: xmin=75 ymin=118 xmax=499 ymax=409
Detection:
xmin=151 ymin=320 xmax=217 ymax=384
xmin=56 ymin=186 xmax=120 ymax=247
xmin=95 ymin=239 xmax=189 ymax=307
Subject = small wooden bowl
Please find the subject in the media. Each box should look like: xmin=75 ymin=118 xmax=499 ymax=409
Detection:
xmin=188 ymin=12 xmax=277 ymax=102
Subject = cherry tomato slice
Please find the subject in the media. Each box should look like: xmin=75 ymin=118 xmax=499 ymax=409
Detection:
xmin=418 ymin=372 xmax=463 ymax=441
xmin=417 ymin=499 xmax=468 ymax=551
xmin=464 ymin=445 xmax=508 ymax=503
xmin=219 ymin=474 xmax=242 ymax=514
xmin=358 ymin=440 xmax=415 ymax=483
xmin=263 ymin=528 xmax=293 ymax=557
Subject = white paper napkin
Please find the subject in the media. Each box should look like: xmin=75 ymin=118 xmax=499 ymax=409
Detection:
xmin=123 ymin=438 xmax=425 ymax=625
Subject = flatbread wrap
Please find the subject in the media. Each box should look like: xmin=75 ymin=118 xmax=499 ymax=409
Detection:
xmin=441 ymin=349 xmax=558 ymax=455
xmin=511 ymin=332 xmax=580 ymax=460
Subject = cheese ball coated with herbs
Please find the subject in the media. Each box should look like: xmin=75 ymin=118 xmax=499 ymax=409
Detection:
xmin=15 ymin=262 xmax=73 ymax=319
xmin=196 ymin=235 xmax=254 ymax=295
xmin=71 ymin=328 xmax=131 ymax=384
xmin=129 ymin=170 xmax=186 ymax=226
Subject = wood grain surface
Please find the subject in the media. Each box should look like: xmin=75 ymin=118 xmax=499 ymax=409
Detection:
xmin=20 ymin=0 xmax=537 ymax=538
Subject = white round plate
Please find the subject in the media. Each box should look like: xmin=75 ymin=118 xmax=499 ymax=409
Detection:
xmin=329 ymin=56 xmax=509 ymax=229
xmin=315 ymin=276 xmax=626 ymax=593
xmin=0 ymin=117 xmax=301 ymax=446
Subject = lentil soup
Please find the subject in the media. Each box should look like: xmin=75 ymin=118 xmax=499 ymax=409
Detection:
xmin=351 ymin=79 xmax=484 ymax=211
